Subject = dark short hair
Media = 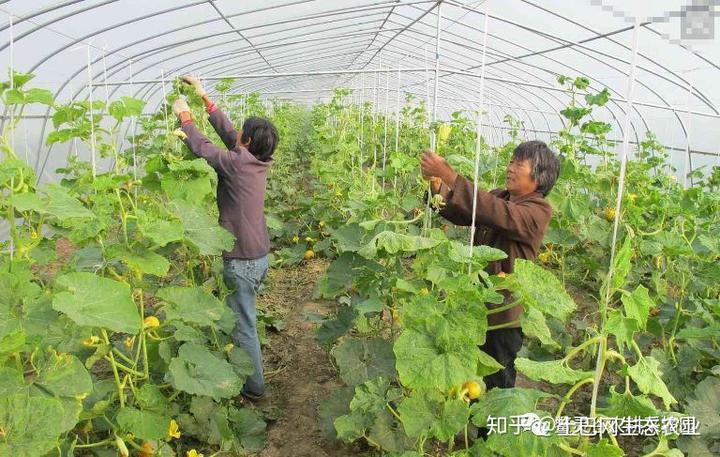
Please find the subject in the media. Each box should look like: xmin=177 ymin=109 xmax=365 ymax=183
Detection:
xmin=240 ymin=117 xmax=278 ymax=162
xmin=512 ymin=140 xmax=560 ymax=196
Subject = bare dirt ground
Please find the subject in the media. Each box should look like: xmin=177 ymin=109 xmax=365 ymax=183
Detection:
xmin=250 ymin=259 xmax=368 ymax=457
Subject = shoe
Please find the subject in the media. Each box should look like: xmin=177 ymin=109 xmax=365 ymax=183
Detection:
xmin=241 ymin=390 xmax=266 ymax=402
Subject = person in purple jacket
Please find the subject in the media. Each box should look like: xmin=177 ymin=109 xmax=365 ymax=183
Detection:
xmin=172 ymin=76 xmax=277 ymax=401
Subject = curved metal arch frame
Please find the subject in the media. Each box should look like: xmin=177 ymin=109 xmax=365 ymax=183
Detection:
xmin=1 ymin=0 xmax=715 ymax=184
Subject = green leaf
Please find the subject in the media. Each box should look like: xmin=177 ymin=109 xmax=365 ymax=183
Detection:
xmin=470 ymin=387 xmax=555 ymax=427
xmin=334 ymin=337 xmax=396 ymax=386
xmin=4 ymin=88 xmax=24 ymax=104
xmin=585 ymin=88 xmax=610 ymax=106
xmin=394 ymin=329 xmax=477 ymax=391
xmin=627 ymin=356 xmax=677 ymax=409
xmin=520 ymin=307 xmax=560 ymax=349
xmin=166 ymin=343 xmax=243 ymax=400
xmin=0 ymin=393 xmax=66 ymax=457
xmin=173 ymin=200 xmax=235 ymax=256
xmin=508 ymin=260 xmax=576 ymax=321
xmin=317 ymin=305 xmax=357 ymax=347
xmin=598 ymin=386 xmax=658 ymax=418
xmin=162 ymin=159 xmax=215 ymax=204
xmin=24 ymin=88 xmax=54 ymax=106
xmin=116 ymin=407 xmax=170 ymax=441
xmin=107 ymin=246 xmax=170 ymax=277
xmin=609 ymin=237 xmax=633 ymax=293
xmin=227 ymin=407 xmax=267 ymax=453
xmin=621 ymin=285 xmax=653 ymax=331
xmin=138 ymin=218 xmax=184 ymax=247
xmin=587 ymin=439 xmax=624 ymax=456
xmin=684 ymin=376 xmax=720 ymax=438
xmin=52 ymin=272 xmax=140 ymax=334
xmin=135 ymin=383 xmax=170 ymax=413
xmin=10 ymin=193 xmax=44 ymax=213
xmin=359 ymin=231 xmax=441 ymax=259
xmin=11 ymin=71 xmax=35 ymax=88
xmin=515 ymin=358 xmax=593 ymax=385
xmin=40 ymin=184 xmax=95 ymax=220
xmin=228 ymin=346 xmax=255 ymax=379
xmin=606 ymin=309 xmax=638 ymax=352
xmin=398 ymin=389 xmax=469 ymax=441
xmin=157 ymin=286 xmax=225 ymax=327
xmin=35 ymin=352 xmax=92 ymax=398
xmin=319 ymin=387 xmax=354 ymax=440
xmin=108 ymin=96 xmax=145 ymax=122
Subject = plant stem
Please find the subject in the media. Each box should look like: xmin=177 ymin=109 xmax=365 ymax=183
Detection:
xmin=589 ymin=336 xmax=607 ymax=418
xmin=563 ymin=335 xmax=603 ymax=363
xmin=555 ymin=377 xmax=594 ymax=418
xmin=486 ymin=300 xmax=521 ymax=315
xmin=487 ymin=320 xmax=520 ymax=331
xmin=101 ymin=329 xmax=126 ymax=408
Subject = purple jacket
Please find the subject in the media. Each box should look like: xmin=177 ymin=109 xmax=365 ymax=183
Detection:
xmin=181 ymin=109 xmax=272 ymax=259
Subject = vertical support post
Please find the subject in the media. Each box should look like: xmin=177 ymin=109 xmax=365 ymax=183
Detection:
xmin=469 ymin=6 xmax=490 ymax=265
xmin=430 ymin=1 xmax=442 ymax=151
xmin=86 ymin=44 xmax=97 ymax=179
xmin=393 ymin=67 xmax=402 ymax=192
xmin=592 ymin=17 xmax=641 ymax=419
xmin=360 ymin=72 xmax=365 ymax=168
xmin=382 ymin=63 xmax=390 ymax=187
xmin=683 ymin=76 xmax=692 ymax=188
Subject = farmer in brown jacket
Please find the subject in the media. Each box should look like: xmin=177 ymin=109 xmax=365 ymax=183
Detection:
xmin=420 ymin=141 xmax=560 ymax=390
xmin=172 ymin=76 xmax=278 ymax=401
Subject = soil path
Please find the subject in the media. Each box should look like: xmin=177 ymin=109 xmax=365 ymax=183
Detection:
xmin=252 ymin=259 xmax=366 ymax=457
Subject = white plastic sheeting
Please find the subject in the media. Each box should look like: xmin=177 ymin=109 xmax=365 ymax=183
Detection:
xmin=0 ymin=0 xmax=718 ymax=183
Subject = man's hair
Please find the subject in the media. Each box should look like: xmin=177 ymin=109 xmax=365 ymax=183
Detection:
xmin=512 ymin=140 xmax=560 ymax=196
xmin=240 ymin=117 xmax=278 ymax=162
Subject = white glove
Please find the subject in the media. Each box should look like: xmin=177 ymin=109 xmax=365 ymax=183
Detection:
xmin=181 ymin=75 xmax=207 ymax=97
xmin=172 ymin=98 xmax=191 ymax=117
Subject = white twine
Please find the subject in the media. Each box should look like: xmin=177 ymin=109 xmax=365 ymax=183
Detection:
xmin=86 ymin=43 xmax=97 ymax=179
xmin=468 ymin=7 xmax=490 ymax=270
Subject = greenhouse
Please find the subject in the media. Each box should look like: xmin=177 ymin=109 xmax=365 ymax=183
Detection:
xmin=0 ymin=1 xmax=718 ymax=456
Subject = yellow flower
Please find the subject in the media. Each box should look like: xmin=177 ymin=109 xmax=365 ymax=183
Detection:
xmin=143 ymin=316 xmax=160 ymax=329
xmin=419 ymin=288 xmax=429 ymax=296
xmin=497 ymin=272 xmax=507 ymax=278
xmin=124 ymin=336 xmax=134 ymax=350
xmin=82 ymin=335 xmax=100 ymax=346
xmin=167 ymin=419 xmax=181 ymax=440
xmin=292 ymin=234 xmax=300 ymax=244
xmin=187 ymin=450 xmax=203 ymax=457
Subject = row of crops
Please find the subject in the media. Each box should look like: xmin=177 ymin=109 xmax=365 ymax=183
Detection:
xmin=0 ymin=71 xmax=718 ymax=456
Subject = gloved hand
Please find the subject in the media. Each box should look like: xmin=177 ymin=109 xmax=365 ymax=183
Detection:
xmin=181 ymin=75 xmax=207 ymax=97
xmin=172 ymin=98 xmax=191 ymax=117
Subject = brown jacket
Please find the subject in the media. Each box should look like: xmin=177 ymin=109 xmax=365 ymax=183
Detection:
xmin=181 ymin=109 xmax=272 ymax=260
xmin=437 ymin=175 xmax=552 ymax=327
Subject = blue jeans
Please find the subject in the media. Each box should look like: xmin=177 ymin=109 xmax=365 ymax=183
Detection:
xmin=223 ymin=256 xmax=268 ymax=397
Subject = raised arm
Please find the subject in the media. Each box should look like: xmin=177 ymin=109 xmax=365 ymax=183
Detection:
xmin=445 ymin=175 xmax=551 ymax=241
xmin=182 ymin=75 xmax=239 ymax=150
xmin=173 ymin=98 xmax=236 ymax=178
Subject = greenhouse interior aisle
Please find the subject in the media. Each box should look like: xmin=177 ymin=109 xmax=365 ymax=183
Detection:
xmin=0 ymin=1 xmax=719 ymax=457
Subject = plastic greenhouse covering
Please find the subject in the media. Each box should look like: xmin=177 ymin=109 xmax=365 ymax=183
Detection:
xmin=1 ymin=2 xmax=720 ymax=457
xmin=1 ymin=0 xmax=718 ymax=184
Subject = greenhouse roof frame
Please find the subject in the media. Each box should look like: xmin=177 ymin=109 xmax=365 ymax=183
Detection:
xmin=0 ymin=0 xmax=718 ymax=184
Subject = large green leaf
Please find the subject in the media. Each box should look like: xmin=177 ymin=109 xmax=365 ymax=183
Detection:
xmin=173 ymin=200 xmax=235 ymax=256
xmin=520 ymin=307 xmax=560 ymax=349
xmin=334 ymin=337 xmax=396 ymax=386
xmin=606 ymin=309 xmax=639 ymax=352
xmin=398 ymin=389 xmax=469 ymax=441
xmin=52 ymin=272 xmax=140 ymax=334
xmin=470 ymin=387 xmax=555 ymax=427
xmin=162 ymin=159 xmax=214 ymax=204
xmin=138 ymin=217 xmax=184 ymax=247
xmin=627 ymin=356 xmax=676 ymax=409
xmin=40 ymin=184 xmax=95 ymax=221
xmin=0 ymin=393 xmax=66 ymax=457
xmin=116 ymin=407 xmax=171 ymax=441
xmin=157 ymin=286 xmax=225 ymax=327
xmin=684 ymin=376 xmax=720 ymax=439
xmin=35 ymin=351 xmax=92 ymax=398
xmin=359 ymin=231 xmax=441 ymax=259
xmin=514 ymin=358 xmax=593 ymax=385
xmin=107 ymin=245 xmax=170 ymax=277
xmin=167 ymin=343 xmax=243 ymax=400
xmin=598 ymin=386 xmax=658 ymax=418
xmin=621 ymin=285 xmax=653 ymax=331
xmin=319 ymin=387 xmax=354 ymax=440
xmin=394 ymin=329 xmax=477 ymax=391
xmin=508 ymin=260 xmax=576 ymax=321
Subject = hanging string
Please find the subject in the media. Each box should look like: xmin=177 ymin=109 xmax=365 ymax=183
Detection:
xmin=468 ymin=7 xmax=490 ymax=270
xmin=423 ymin=4 xmax=442 ymax=236
xmin=7 ymin=13 xmax=14 ymax=261
xmin=382 ymin=63 xmax=390 ymax=187
xmin=159 ymin=69 xmax=171 ymax=152
xmin=360 ymin=71 xmax=365 ymax=170
xmin=393 ymin=67 xmax=402 ymax=193
xmin=128 ymin=59 xmax=138 ymax=202
xmin=592 ymin=18 xmax=641 ymax=418
xmin=86 ymin=43 xmax=97 ymax=179
xmin=683 ymin=76 xmax=692 ymax=188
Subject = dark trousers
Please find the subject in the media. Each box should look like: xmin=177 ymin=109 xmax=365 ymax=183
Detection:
xmin=477 ymin=328 xmax=523 ymax=440
xmin=480 ymin=327 xmax=524 ymax=389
